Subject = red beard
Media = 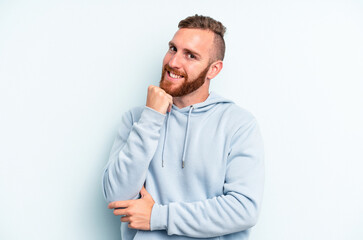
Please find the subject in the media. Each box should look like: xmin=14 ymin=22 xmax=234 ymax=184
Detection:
xmin=159 ymin=64 xmax=210 ymax=97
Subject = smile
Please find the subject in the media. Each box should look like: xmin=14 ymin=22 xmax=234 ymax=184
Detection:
xmin=168 ymin=71 xmax=184 ymax=79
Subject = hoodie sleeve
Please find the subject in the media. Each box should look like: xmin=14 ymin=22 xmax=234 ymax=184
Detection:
xmin=102 ymin=106 xmax=166 ymax=203
xmin=150 ymin=119 xmax=265 ymax=238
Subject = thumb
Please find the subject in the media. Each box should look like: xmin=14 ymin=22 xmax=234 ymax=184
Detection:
xmin=167 ymin=104 xmax=172 ymax=113
xmin=140 ymin=186 xmax=148 ymax=198
xmin=167 ymin=94 xmax=173 ymax=113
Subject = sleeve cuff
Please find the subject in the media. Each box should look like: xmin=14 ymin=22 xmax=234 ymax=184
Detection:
xmin=138 ymin=106 xmax=166 ymax=128
xmin=150 ymin=203 xmax=168 ymax=231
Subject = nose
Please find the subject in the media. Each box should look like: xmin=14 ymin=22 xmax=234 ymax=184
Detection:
xmin=168 ymin=52 xmax=182 ymax=69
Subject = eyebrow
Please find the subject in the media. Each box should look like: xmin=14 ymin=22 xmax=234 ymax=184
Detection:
xmin=169 ymin=41 xmax=202 ymax=59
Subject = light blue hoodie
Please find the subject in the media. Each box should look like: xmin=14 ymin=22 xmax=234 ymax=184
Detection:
xmin=102 ymin=92 xmax=264 ymax=240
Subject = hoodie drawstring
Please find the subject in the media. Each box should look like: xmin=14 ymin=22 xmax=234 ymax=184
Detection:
xmin=161 ymin=105 xmax=194 ymax=168
xmin=181 ymin=105 xmax=194 ymax=168
xmin=161 ymin=111 xmax=171 ymax=167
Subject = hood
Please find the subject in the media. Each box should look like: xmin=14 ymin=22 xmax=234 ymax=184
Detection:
xmin=170 ymin=91 xmax=234 ymax=114
xmin=162 ymin=92 xmax=234 ymax=168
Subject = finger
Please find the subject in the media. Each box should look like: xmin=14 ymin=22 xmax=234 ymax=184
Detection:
xmin=108 ymin=200 xmax=132 ymax=209
xmin=128 ymin=222 xmax=136 ymax=229
xmin=113 ymin=208 xmax=128 ymax=216
xmin=121 ymin=216 xmax=130 ymax=222
xmin=148 ymin=85 xmax=156 ymax=91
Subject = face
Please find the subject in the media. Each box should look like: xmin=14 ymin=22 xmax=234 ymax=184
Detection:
xmin=159 ymin=28 xmax=215 ymax=97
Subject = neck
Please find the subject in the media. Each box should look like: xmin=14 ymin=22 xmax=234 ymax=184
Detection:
xmin=173 ymin=81 xmax=210 ymax=109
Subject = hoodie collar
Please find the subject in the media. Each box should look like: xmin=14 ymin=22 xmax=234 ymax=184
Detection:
xmin=171 ymin=92 xmax=233 ymax=114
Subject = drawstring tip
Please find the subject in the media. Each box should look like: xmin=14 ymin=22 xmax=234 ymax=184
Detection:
xmin=182 ymin=161 xmax=185 ymax=168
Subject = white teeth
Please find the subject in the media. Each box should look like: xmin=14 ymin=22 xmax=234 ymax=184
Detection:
xmin=169 ymin=72 xmax=182 ymax=79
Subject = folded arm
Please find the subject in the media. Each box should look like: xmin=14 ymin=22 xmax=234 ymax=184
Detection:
xmin=150 ymin=119 xmax=265 ymax=238
xmin=102 ymin=107 xmax=166 ymax=202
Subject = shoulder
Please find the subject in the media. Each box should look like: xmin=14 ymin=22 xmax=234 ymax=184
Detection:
xmin=220 ymin=100 xmax=262 ymax=142
xmin=226 ymin=104 xmax=255 ymax=121
xmin=209 ymin=92 xmax=256 ymax=125
xmin=220 ymin=104 xmax=263 ymax=151
xmin=218 ymin=102 xmax=257 ymax=130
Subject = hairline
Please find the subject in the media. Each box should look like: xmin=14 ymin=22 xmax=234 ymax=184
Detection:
xmin=178 ymin=27 xmax=223 ymax=63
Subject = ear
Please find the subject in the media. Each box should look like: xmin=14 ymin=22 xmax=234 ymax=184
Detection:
xmin=207 ymin=60 xmax=223 ymax=80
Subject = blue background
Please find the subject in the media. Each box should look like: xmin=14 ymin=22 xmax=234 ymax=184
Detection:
xmin=1 ymin=0 xmax=362 ymax=239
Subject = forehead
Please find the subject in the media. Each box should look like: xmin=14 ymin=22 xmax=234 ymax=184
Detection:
xmin=171 ymin=28 xmax=215 ymax=55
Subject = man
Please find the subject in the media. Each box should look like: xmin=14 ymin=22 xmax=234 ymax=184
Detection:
xmin=103 ymin=15 xmax=264 ymax=240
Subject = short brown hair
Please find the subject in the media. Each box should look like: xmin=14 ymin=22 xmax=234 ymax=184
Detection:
xmin=178 ymin=14 xmax=226 ymax=61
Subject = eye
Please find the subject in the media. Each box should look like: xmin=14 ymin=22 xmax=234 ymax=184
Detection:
xmin=187 ymin=53 xmax=196 ymax=59
xmin=169 ymin=46 xmax=177 ymax=52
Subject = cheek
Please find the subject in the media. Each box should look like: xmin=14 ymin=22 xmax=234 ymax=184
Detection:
xmin=162 ymin=53 xmax=172 ymax=66
xmin=185 ymin=66 xmax=200 ymax=78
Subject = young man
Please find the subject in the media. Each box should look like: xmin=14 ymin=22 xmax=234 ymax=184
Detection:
xmin=103 ymin=15 xmax=264 ymax=240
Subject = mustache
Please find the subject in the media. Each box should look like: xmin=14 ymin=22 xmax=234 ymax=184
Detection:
xmin=164 ymin=64 xmax=186 ymax=78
